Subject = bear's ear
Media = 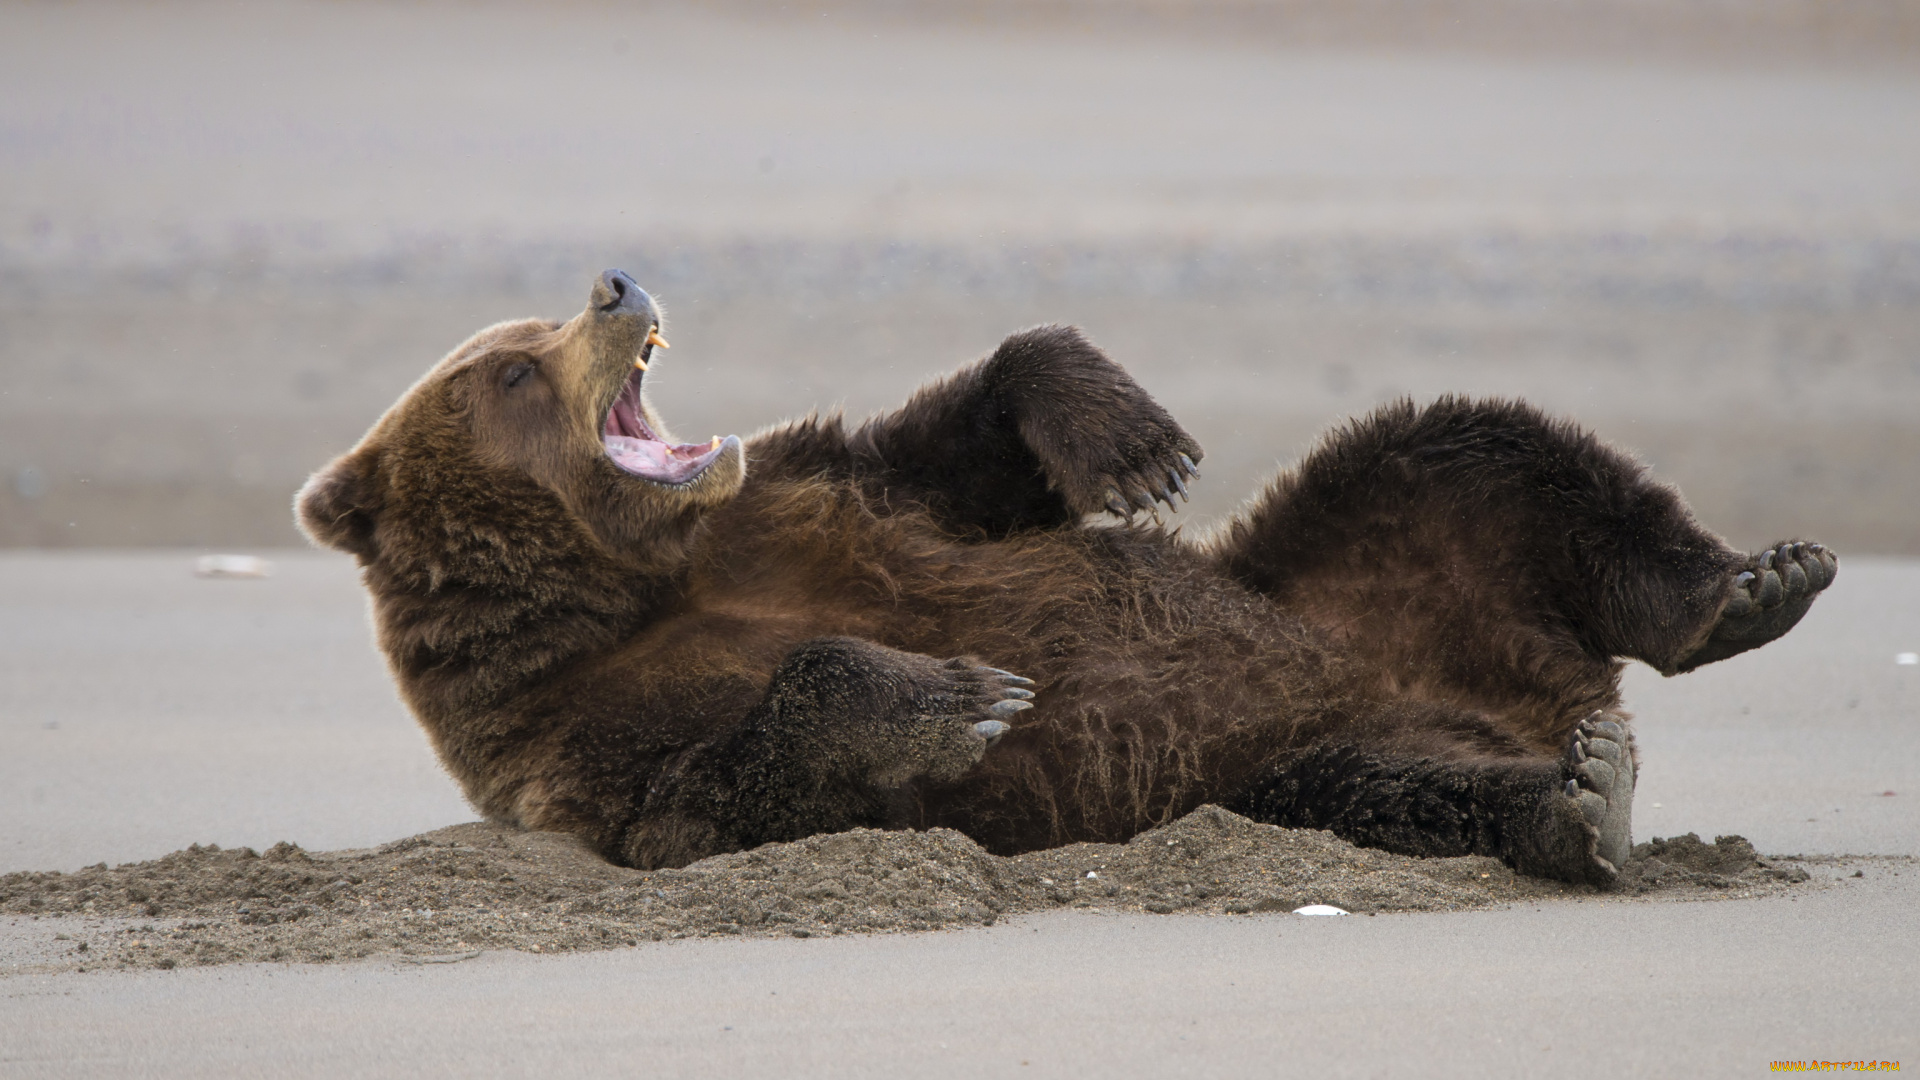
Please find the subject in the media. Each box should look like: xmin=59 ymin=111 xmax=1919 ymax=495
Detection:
xmin=296 ymin=450 xmax=383 ymax=559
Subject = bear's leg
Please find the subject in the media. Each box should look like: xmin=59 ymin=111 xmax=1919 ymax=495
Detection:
xmin=621 ymin=637 xmax=1032 ymax=868
xmin=1211 ymin=396 xmax=1835 ymax=746
xmin=848 ymin=325 xmax=1203 ymax=536
xmin=1230 ymin=711 xmax=1636 ymax=886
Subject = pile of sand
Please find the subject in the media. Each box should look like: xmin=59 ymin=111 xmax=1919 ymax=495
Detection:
xmin=0 ymin=806 xmax=1815 ymax=972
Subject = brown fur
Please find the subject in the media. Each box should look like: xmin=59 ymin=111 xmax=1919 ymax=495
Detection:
xmin=297 ymin=272 xmax=1836 ymax=886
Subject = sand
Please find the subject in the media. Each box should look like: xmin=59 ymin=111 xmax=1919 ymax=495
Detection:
xmin=0 ymin=805 xmax=1844 ymax=974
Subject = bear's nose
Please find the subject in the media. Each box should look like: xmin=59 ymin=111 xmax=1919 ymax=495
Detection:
xmin=591 ymin=269 xmax=655 ymax=320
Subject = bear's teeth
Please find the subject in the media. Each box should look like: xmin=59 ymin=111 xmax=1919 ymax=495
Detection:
xmin=634 ymin=328 xmax=669 ymax=370
xmin=710 ymin=436 xmax=721 ymax=450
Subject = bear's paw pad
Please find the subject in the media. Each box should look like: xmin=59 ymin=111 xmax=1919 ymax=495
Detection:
xmin=1562 ymin=712 xmax=1635 ymax=881
xmin=1677 ymin=542 xmax=1836 ymax=671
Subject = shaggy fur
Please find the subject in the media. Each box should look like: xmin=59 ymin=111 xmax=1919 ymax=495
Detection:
xmin=298 ymin=272 xmax=1837 ymax=887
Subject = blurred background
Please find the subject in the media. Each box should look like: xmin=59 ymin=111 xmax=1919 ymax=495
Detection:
xmin=3 ymin=0 xmax=1918 ymax=551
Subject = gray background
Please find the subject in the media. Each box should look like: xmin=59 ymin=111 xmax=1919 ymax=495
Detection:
xmin=3 ymin=0 xmax=1919 ymax=552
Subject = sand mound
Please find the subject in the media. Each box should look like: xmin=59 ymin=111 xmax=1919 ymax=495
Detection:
xmin=0 ymin=806 xmax=1814 ymax=972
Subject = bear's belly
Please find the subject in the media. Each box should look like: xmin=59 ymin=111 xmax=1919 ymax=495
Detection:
xmin=677 ymin=523 xmax=1349 ymax=849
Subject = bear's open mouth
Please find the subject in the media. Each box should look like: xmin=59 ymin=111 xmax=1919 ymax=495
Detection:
xmin=602 ymin=367 xmax=728 ymax=486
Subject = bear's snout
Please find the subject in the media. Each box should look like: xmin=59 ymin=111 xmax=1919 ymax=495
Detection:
xmin=592 ymin=268 xmax=656 ymax=322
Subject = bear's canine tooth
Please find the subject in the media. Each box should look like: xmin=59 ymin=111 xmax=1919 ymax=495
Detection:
xmin=633 ymin=327 xmax=670 ymax=370
xmin=710 ymin=436 xmax=721 ymax=450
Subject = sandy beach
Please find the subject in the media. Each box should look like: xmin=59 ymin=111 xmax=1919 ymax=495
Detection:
xmin=2 ymin=550 xmax=1915 ymax=1075
xmin=3 ymin=874 xmax=1914 ymax=1079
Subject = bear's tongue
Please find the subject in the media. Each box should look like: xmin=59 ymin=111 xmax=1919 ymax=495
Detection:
xmin=604 ymin=434 xmax=726 ymax=485
xmin=602 ymin=371 xmax=726 ymax=485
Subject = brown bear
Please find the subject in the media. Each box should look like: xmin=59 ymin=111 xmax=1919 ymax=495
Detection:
xmin=297 ymin=269 xmax=1836 ymax=887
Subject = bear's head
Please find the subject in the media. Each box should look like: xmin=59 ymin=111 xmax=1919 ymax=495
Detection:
xmin=296 ymin=270 xmax=744 ymax=585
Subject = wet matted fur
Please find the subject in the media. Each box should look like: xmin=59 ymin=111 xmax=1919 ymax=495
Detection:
xmin=297 ymin=271 xmax=1837 ymax=887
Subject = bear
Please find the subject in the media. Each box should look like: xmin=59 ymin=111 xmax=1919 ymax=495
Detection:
xmin=297 ymin=268 xmax=1836 ymax=887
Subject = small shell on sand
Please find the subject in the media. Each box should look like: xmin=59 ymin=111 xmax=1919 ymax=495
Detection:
xmin=193 ymin=554 xmax=272 ymax=578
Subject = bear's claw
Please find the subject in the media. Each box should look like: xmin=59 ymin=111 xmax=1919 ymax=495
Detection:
xmin=973 ymin=719 xmax=1011 ymax=745
xmin=872 ymin=660 xmax=1036 ymax=785
xmin=1673 ymin=541 xmax=1837 ymax=672
xmin=977 ymin=664 xmax=1038 ymax=720
xmin=976 ymin=669 xmax=1035 ymax=737
xmin=1099 ymin=446 xmax=1202 ymax=525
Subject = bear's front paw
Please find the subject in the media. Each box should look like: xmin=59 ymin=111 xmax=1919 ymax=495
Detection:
xmin=867 ymin=659 xmax=1035 ymax=786
xmin=1041 ymin=407 xmax=1201 ymax=525
xmin=1098 ymin=448 xmax=1204 ymax=525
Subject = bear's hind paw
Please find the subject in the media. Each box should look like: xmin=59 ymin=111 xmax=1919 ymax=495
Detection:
xmin=1674 ymin=542 xmax=1836 ymax=672
xmin=1556 ymin=712 xmax=1636 ymax=883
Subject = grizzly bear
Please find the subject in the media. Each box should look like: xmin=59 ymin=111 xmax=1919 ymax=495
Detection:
xmin=297 ymin=269 xmax=1836 ymax=887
